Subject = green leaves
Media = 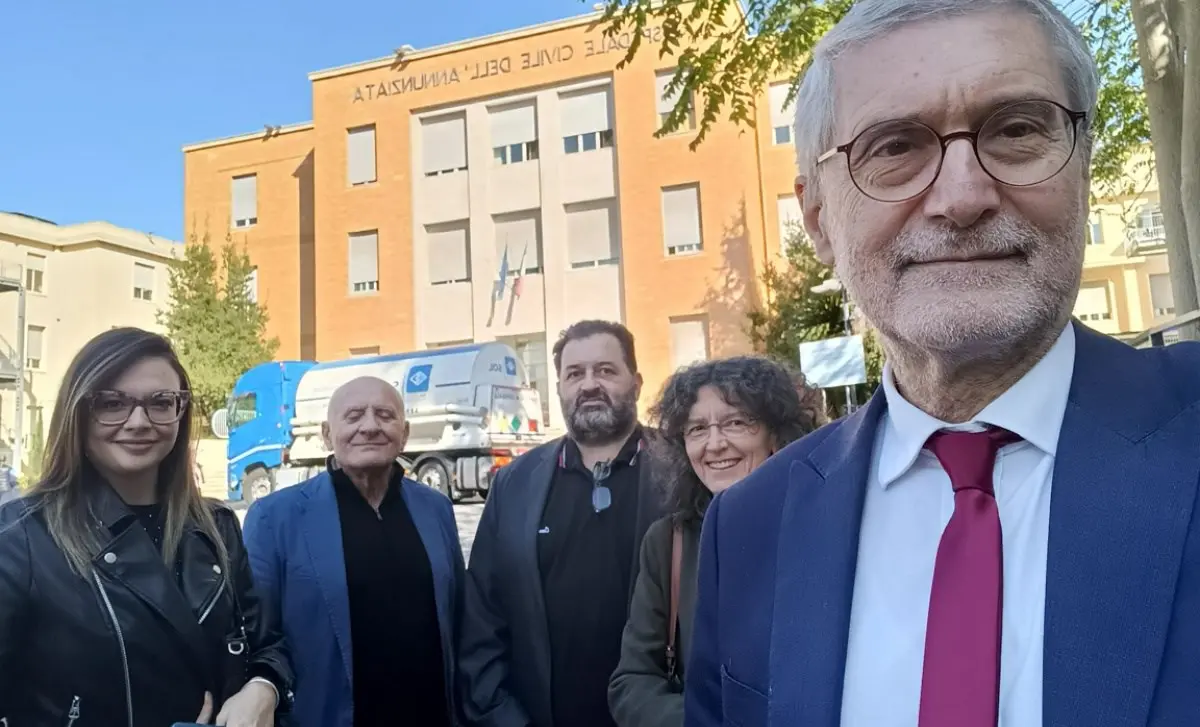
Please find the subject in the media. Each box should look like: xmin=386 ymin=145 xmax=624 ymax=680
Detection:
xmin=599 ymin=0 xmax=852 ymax=149
xmin=598 ymin=0 xmax=1148 ymax=184
xmin=746 ymin=227 xmax=884 ymax=414
xmin=158 ymin=225 xmax=279 ymax=426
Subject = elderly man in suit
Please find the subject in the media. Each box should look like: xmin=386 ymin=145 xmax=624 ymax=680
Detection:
xmin=244 ymin=376 xmax=464 ymax=727
xmin=459 ymin=320 xmax=665 ymax=727
xmin=684 ymin=1 xmax=1200 ymax=726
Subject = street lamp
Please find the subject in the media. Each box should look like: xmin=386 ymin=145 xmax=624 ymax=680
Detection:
xmin=809 ymin=276 xmax=858 ymax=412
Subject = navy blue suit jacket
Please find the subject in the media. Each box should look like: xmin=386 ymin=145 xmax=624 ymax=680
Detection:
xmin=243 ymin=471 xmax=465 ymax=727
xmin=684 ymin=325 xmax=1200 ymax=726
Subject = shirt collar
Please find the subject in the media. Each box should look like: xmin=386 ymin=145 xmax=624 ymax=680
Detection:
xmin=560 ymin=426 xmax=646 ymax=470
xmin=877 ymin=324 xmax=1075 ymax=488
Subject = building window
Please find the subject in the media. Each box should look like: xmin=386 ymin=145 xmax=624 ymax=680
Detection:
xmin=655 ymin=69 xmax=697 ymax=132
xmin=427 ymin=223 xmax=471 ymax=285
xmin=24 ymin=253 xmax=45 ymax=293
xmin=768 ymin=82 xmax=794 ymax=145
xmin=669 ymin=317 xmax=710 ymax=369
xmin=133 ymin=262 xmax=155 ymax=301
xmin=1089 ymin=215 xmax=1104 ymax=245
xmin=1073 ymin=283 xmax=1112 ymax=322
xmin=1149 ymin=273 xmax=1175 ymax=317
xmin=490 ymin=102 xmax=539 ymax=166
xmin=560 ymin=87 xmax=614 ymax=155
xmin=565 ymin=200 xmax=621 ymax=269
xmin=350 ymin=346 xmax=381 ymax=357
xmin=348 ymin=231 xmax=380 ymax=294
xmin=231 ymin=174 xmax=257 ymax=228
xmin=777 ymin=194 xmax=804 ymax=252
xmin=1135 ymin=204 xmax=1165 ymax=242
xmin=25 ymin=325 xmax=44 ymax=370
xmin=494 ymin=213 xmax=542 ymax=276
xmin=422 ymin=114 xmax=468 ymax=177
xmin=347 ymin=125 xmax=377 ymax=186
xmin=662 ymin=184 xmax=703 ymax=256
xmin=245 ymin=267 xmax=258 ymax=303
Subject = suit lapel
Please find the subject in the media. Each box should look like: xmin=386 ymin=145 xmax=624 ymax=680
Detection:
xmin=402 ymin=481 xmax=449 ymax=620
xmin=1043 ymin=327 xmax=1200 ymax=727
xmin=516 ymin=441 xmax=559 ymax=716
xmin=770 ymin=394 xmax=886 ymax=727
xmin=299 ymin=473 xmax=354 ymax=686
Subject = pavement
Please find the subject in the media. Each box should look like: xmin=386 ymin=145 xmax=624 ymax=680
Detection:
xmin=234 ymin=500 xmax=487 ymax=563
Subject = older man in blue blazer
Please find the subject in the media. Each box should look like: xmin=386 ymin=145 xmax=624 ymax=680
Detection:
xmin=685 ymin=1 xmax=1200 ymax=726
xmin=244 ymin=376 xmax=464 ymax=727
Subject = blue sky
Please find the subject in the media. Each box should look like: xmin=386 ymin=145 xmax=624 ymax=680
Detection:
xmin=0 ymin=0 xmax=587 ymax=241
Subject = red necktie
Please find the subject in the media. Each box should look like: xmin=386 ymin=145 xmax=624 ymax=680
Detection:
xmin=918 ymin=428 xmax=1020 ymax=727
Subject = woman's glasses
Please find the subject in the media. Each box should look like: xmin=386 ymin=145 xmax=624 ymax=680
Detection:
xmin=89 ymin=390 xmax=191 ymax=426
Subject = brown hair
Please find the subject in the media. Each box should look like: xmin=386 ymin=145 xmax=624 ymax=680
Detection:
xmin=29 ymin=327 xmax=228 ymax=578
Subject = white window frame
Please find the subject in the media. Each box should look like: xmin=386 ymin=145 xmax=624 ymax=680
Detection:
xmin=656 ymin=69 xmax=697 ymax=132
xmin=662 ymin=184 xmax=703 ymax=257
xmin=348 ymin=231 xmax=380 ymax=295
xmin=25 ymin=324 xmax=45 ymax=370
xmin=24 ymin=252 xmax=45 ymax=294
xmin=133 ymin=262 xmax=155 ymax=301
xmin=231 ymin=174 xmax=258 ymax=228
xmin=347 ymin=125 xmax=378 ymax=186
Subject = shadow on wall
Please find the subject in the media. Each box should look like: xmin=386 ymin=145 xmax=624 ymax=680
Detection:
xmin=294 ymin=151 xmax=317 ymax=360
xmin=698 ymin=197 xmax=763 ymax=359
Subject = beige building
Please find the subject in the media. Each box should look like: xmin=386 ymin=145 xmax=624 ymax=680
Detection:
xmin=1077 ymin=150 xmax=1174 ymax=338
xmin=0 ymin=212 xmax=178 ymax=474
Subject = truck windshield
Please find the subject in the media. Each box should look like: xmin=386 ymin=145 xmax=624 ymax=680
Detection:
xmin=229 ymin=392 xmax=258 ymax=430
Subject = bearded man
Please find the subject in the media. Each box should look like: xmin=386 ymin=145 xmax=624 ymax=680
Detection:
xmin=460 ymin=320 xmax=665 ymax=727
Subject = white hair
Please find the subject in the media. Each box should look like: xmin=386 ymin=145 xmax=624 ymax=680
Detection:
xmin=793 ymin=0 xmax=1099 ymax=192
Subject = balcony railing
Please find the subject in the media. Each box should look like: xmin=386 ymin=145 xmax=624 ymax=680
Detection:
xmin=1124 ymin=225 xmax=1167 ymax=256
xmin=1129 ymin=309 xmax=1200 ymax=348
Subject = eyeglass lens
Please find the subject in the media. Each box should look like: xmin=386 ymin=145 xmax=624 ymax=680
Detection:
xmin=848 ymin=100 xmax=1077 ymax=202
xmin=92 ymin=391 xmax=188 ymax=425
xmin=592 ymin=460 xmax=612 ymax=513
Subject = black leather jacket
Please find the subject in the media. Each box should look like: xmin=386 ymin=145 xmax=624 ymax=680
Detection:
xmin=0 ymin=484 xmax=293 ymax=726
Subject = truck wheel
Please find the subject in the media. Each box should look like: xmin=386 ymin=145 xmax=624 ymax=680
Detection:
xmin=416 ymin=459 xmax=452 ymax=500
xmin=243 ymin=468 xmax=275 ymax=504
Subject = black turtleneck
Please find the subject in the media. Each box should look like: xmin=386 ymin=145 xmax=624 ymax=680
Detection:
xmin=330 ymin=466 xmax=449 ymax=727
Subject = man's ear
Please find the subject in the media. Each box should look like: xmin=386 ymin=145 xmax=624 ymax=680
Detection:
xmin=797 ymin=176 xmax=834 ymax=266
xmin=321 ymin=422 xmax=333 ymax=451
xmin=399 ymin=421 xmax=411 ymax=450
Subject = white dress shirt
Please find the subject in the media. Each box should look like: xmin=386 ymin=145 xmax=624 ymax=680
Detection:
xmin=839 ymin=325 xmax=1076 ymax=727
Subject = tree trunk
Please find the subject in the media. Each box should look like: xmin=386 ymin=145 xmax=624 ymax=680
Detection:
xmin=1178 ymin=0 xmax=1200 ymax=321
xmin=1131 ymin=0 xmax=1198 ymax=336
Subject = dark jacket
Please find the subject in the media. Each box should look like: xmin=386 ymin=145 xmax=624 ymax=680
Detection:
xmin=459 ymin=433 xmax=666 ymax=727
xmin=608 ymin=515 xmax=700 ymax=727
xmin=0 ymin=483 xmax=293 ymax=727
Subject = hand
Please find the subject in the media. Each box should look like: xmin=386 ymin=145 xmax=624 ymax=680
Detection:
xmin=195 ymin=692 xmax=213 ymax=723
xmin=215 ymin=681 xmax=277 ymax=727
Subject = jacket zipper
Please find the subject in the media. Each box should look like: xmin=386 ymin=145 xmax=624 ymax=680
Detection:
xmin=65 ymin=695 xmax=81 ymax=726
xmin=92 ymin=571 xmax=134 ymax=727
xmin=197 ymin=578 xmax=226 ymax=625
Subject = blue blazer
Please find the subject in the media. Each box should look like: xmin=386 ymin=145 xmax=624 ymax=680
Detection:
xmin=685 ymin=324 xmax=1200 ymax=727
xmin=243 ymin=471 xmax=465 ymax=727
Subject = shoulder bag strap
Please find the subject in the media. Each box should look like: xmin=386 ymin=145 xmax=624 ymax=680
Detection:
xmin=665 ymin=524 xmax=684 ymax=680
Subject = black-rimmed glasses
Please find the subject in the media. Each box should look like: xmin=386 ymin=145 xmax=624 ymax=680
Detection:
xmin=89 ymin=390 xmax=191 ymax=426
xmin=817 ymin=99 xmax=1088 ymax=203
xmin=591 ymin=460 xmax=612 ymax=513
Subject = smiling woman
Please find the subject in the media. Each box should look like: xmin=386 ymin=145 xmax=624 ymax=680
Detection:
xmin=607 ymin=355 xmax=824 ymax=727
xmin=0 ymin=327 xmax=293 ymax=727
